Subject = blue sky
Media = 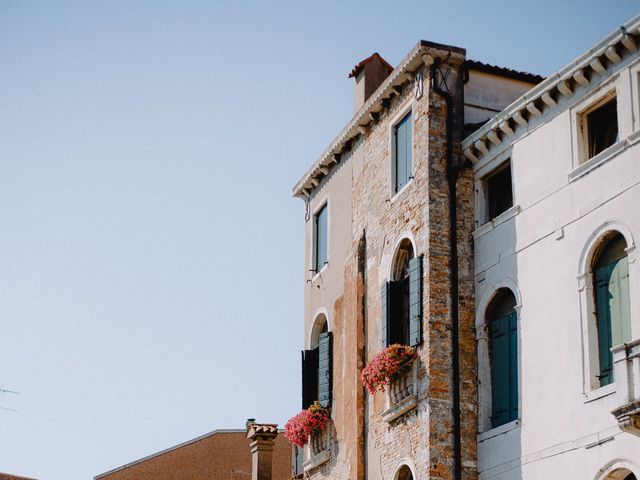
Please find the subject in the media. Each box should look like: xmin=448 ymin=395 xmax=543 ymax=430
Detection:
xmin=0 ymin=2 xmax=637 ymax=479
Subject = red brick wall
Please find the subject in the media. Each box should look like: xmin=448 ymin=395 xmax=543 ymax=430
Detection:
xmin=96 ymin=431 xmax=291 ymax=480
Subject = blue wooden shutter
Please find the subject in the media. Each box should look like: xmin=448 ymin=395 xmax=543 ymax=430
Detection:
xmin=318 ymin=332 xmax=332 ymax=408
xmin=490 ymin=315 xmax=509 ymax=428
xmin=409 ymin=256 xmax=423 ymax=347
xmin=490 ymin=311 xmax=518 ymax=428
xmin=381 ymin=283 xmax=391 ymax=347
xmin=507 ymin=311 xmax=518 ymax=422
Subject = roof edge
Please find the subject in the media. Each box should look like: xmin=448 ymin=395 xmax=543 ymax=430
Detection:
xmin=462 ymin=13 xmax=640 ymax=161
xmin=94 ymin=428 xmax=283 ymax=479
xmin=292 ymin=40 xmax=466 ymax=198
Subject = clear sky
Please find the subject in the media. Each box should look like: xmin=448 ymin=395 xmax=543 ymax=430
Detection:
xmin=0 ymin=1 xmax=637 ymax=479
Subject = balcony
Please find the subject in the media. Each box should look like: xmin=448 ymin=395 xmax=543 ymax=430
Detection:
xmin=611 ymin=339 xmax=640 ymax=436
xmin=381 ymin=358 xmax=418 ymax=423
xmin=303 ymin=425 xmax=331 ymax=472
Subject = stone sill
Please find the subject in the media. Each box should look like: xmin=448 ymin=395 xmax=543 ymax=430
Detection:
xmin=473 ymin=204 xmax=521 ymax=240
xmin=382 ymin=394 xmax=417 ymax=423
xmin=477 ymin=419 xmax=520 ymax=442
xmin=584 ymin=383 xmax=615 ymax=403
xmin=303 ymin=450 xmax=330 ymax=472
xmin=569 ymin=139 xmax=627 ymax=182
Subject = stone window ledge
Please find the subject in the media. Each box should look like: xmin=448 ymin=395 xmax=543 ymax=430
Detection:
xmin=303 ymin=450 xmax=330 ymax=472
xmin=569 ymin=139 xmax=626 ymax=182
xmin=382 ymin=393 xmax=417 ymax=423
xmin=477 ymin=419 xmax=520 ymax=442
xmin=584 ymin=383 xmax=615 ymax=403
xmin=473 ymin=204 xmax=521 ymax=240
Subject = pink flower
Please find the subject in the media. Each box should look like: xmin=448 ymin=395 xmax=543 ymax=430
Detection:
xmin=360 ymin=344 xmax=417 ymax=394
xmin=284 ymin=402 xmax=330 ymax=448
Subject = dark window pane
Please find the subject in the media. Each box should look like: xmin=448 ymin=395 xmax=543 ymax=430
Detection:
xmin=587 ymin=98 xmax=618 ymax=159
xmin=395 ymin=112 xmax=412 ymax=193
xmin=314 ymin=204 xmax=328 ymax=271
xmin=487 ymin=162 xmax=513 ymax=220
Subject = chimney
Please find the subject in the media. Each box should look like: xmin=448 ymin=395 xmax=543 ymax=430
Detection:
xmin=349 ymin=52 xmax=394 ymax=113
xmin=246 ymin=421 xmax=279 ymax=480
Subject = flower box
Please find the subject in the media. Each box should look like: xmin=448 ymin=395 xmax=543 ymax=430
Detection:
xmin=361 ymin=344 xmax=418 ymax=394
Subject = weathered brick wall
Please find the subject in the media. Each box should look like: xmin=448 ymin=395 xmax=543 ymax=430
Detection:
xmin=95 ymin=431 xmax=291 ymax=480
xmin=305 ymin=49 xmax=476 ymax=480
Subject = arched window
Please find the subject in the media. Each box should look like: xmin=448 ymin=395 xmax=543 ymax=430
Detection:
xmin=395 ymin=465 xmax=414 ymax=480
xmin=381 ymin=239 xmax=422 ymax=347
xmin=486 ymin=288 xmax=518 ymax=428
xmin=302 ymin=314 xmax=332 ymax=409
xmin=592 ymin=233 xmax=631 ymax=386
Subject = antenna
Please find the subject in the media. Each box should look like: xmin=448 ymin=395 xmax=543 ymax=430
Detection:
xmin=0 ymin=385 xmax=20 ymax=413
xmin=0 ymin=386 xmax=20 ymax=395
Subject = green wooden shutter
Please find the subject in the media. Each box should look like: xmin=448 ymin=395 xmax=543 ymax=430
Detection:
xmin=381 ymin=283 xmax=391 ymax=347
xmin=507 ymin=311 xmax=518 ymax=422
xmin=409 ymin=256 xmax=423 ymax=347
xmin=490 ymin=311 xmax=519 ymax=427
xmin=318 ymin=332 xmax=332 ymax=408
xmin=611 ymin=257 xmax=631 ymax=346
xmin=490 ymin=315 xmax=509 ymax=427
xmin=595 ymin=256 xmax=631 ymax=386
xmin=596 ymin=263 xmax=615 ymax=386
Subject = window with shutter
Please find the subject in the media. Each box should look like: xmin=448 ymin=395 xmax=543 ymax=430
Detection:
xmin=314 ymin=204 xmax=328 ymax=272
xmin=386 ymin=238 xmax=416 ymax=347
xmin=593 ymin=233 xmax=631 ymax=387
xmin=318 ymin=332 xmax=333 ymax=408
xmin=487 ymin=289 xmax=518 ymax=429
xmin=394 ymin=111 xmax=412 ymax=193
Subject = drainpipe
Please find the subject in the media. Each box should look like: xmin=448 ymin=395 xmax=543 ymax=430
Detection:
xmin=429 ymin=57 xmax=464 ymax=480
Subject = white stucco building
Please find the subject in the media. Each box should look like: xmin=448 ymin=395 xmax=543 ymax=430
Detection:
xmin=463 ymin=14 xmax=640 ymax=480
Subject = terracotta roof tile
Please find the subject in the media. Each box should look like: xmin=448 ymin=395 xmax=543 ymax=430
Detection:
xmin=466 ymin=59 xmax=544 ymax=84
xmin=348 ymin=52 xmax=394 ymax=78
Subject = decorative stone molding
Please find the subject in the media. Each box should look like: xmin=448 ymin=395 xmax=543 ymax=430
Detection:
xmin=382 ymin=358 xmax=418 ymax=423
xmin=611 ymin=340 xmax=640 ymax=436
xmin=246 ymin=422 xmax=279 ymax=480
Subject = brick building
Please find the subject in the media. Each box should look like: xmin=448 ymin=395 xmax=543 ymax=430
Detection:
xmin=0 ymin=473 xmax=36 ymax=480
xmin=95 ymin=427 xmax=291 ymax=480
xmin=292 ymin=13 xmax=640 ymax=480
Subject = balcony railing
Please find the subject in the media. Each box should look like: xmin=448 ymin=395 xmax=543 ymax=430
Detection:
xmin=303 ymin=425 xmax=331 ymax=472
xmin=382 ymin=358 xmax=418 ymax=423
xmin=611 ymin=339 xmax=640 ymax=436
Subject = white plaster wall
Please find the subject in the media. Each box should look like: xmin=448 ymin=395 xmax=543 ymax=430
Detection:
xmin=465 ymin=71 xmax=538 ymax=125
xmin=473 ymin=56 xmax=640 ymax=479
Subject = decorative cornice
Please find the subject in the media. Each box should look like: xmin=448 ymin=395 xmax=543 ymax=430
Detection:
xmin=292 ymin=41 xmax=466 ymax=198
xmin=462 ymin=14 xmax=640 ymax=165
